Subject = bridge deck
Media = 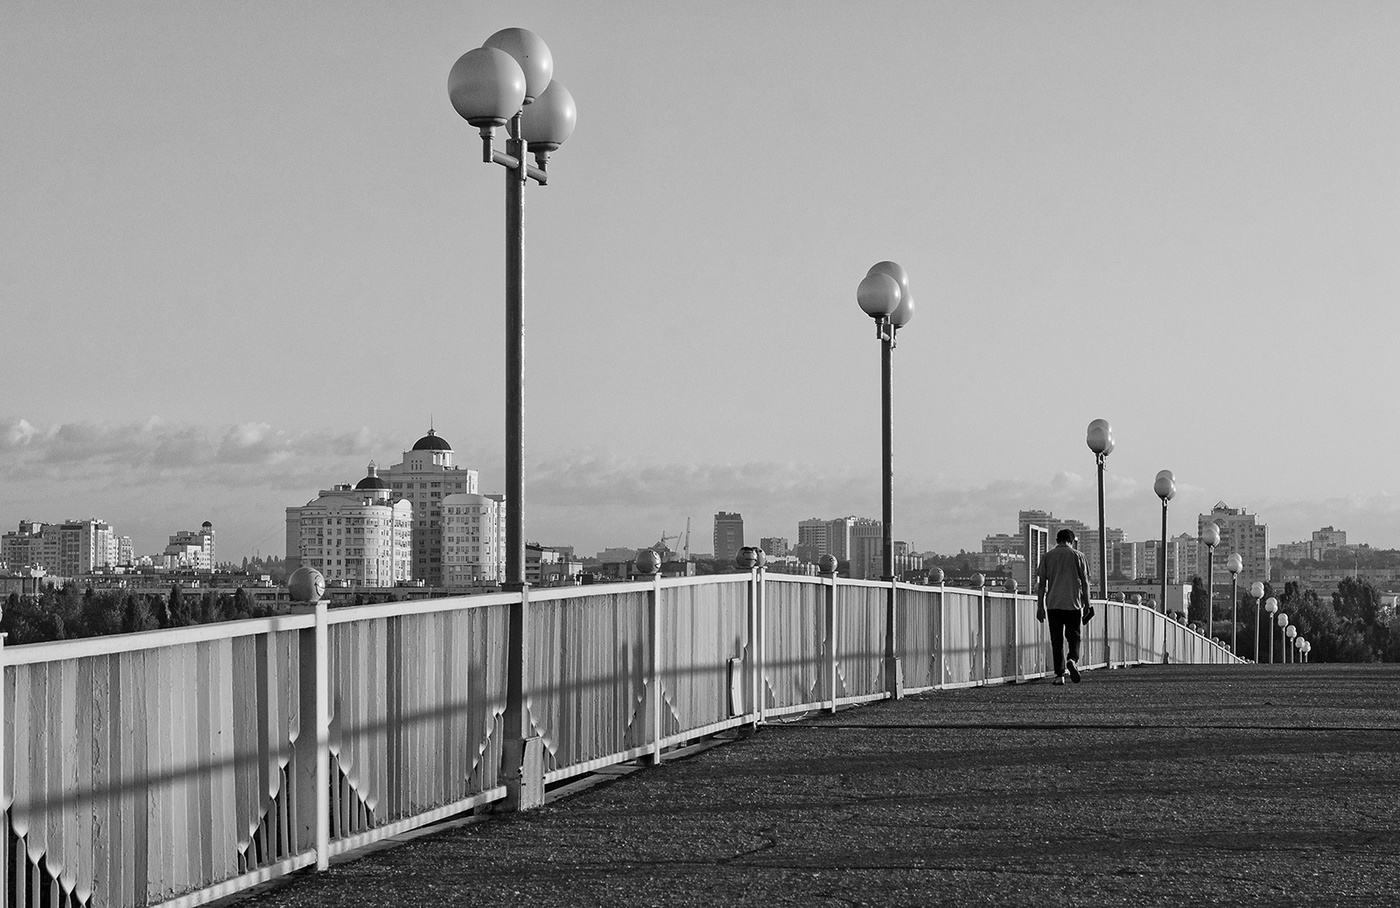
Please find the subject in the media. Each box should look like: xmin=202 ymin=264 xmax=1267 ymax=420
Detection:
xmin=227 ymin=664 xmax=1400 ymax=907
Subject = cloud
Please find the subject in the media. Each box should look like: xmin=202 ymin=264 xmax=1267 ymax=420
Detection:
xmin=0 ymin=417 xmax=401 ymax=492
xmin=2 ymin=419 xmax=38 ymax=448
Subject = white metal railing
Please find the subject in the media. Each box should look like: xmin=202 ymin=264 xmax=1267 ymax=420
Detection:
xmin=0 ymin=572 xmax=1239 ymax=907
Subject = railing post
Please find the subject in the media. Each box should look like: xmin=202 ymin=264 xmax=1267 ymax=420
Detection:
xmin=937 ymin=579 xmax=946 ymax=687
xmin=824 ymin=570 xmax=838 ymax=714
xmin=756 ymin=565 xmax=767 ymax=721
xmin=884 ymin=577 xmax=903 ymax=699
xmin=0 ymin=629 xmax=6 ymax=908
xmin=978 ymin=581 xmax=988 ymax=686
xmin=294 ymin=599 xmax=330 ymax=870
xmin=746 ymin=566 xmax=761 ymax=726
xmin=644 ymin=572 xmax=662 ymax=765
xmin=1011 ymin=590 xmax=1023 ymax=683
xmin=314 ymin=600 xmax=329 ymax=870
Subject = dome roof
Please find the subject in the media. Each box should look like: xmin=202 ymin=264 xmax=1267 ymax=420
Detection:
xmin=355 ymin=461 xmax=390 ymax=491
xmin=411 ymin=428 xmax=452 ymax=451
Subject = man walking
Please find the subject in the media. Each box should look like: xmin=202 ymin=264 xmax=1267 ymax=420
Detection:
xmin=1036 ymin=528 xmax=1092 ymax=685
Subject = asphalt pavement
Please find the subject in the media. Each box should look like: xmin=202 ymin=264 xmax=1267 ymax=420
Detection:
xmin=229 ymin=663 xmax=1400 ymax=907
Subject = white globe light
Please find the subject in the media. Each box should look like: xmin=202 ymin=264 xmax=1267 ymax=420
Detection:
xmin=483 ymin=28 xmax=554 ymax=103
xmin=857 ymin=271 xmax=901 ymax=319
xmin=866 ymin=261 xmax=910 ymax=300
xmin=1153 ymin=470 xmax=1175 ymax=501
xmin=449 ymin=47 xmax=527 ymax=127
xmin=521 ymin=80 xmax=576 ymax=151
xmin=1086 ymin=421 xmax=1115 ymax=456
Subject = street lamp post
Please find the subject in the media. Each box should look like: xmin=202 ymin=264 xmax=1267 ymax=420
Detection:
xmin=1251 ymin=583 xmax=1266 ymax=659
xmin=1285 ymin=624 xmax=1298 ymax=664
xmin=857 ymin=261 xmax=914 ymax=698
xmin=1153 ymin=470 xmax=1175 ymax=662
xmin=1086 ymin=420 xmax=1114 ymax=606
xmin=1200 ymin=523 xmax=1220 ymax=642
xmin=1262 ymin=595 xmax=1278 ymax=663
xmin=450 ymin=27 xmax=577 ymax=812
xmin=1226 ymin=553 xmax=1242 ymax=655
xmin=1274 ymin=611 xmax=1289 ymax=665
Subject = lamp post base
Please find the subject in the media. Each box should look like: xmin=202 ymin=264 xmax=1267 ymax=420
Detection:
xmin=501 ymin=735 xmax=545 ymax=811
xmin=884 ymin=655 xmax=904 ymax=700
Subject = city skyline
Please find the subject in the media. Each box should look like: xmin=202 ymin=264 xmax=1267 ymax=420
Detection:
xmin=6 ymin=3 xmax=1399 ymax=561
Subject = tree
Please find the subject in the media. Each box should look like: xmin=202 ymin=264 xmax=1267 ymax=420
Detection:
xmin=1188 ymin=575 xmax=1209 ymax=625
xmin=121 ymin=593 xmax=154 ymax=634
xmin=1333 ymin=576 xmax=1379 ymax=625
xmin=168 ymin=583 xmax=186 ymax=627
xmin=232 ymin=587 xmax=254 ymax=619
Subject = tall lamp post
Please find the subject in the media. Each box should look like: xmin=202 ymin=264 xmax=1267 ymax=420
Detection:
xmin=1286 ymin=626 xmax=1299 ymax=664
xmin=1200 ymin=523 xmax=1220 ymax=642
xmin=1153 ymin=470 xmax=1175 ymax=661
xmin=1265 ymin=598 xmax=1276 ymax=663
xmin=857 ymin=261 xmax=914 ymax=698
xmin=450 ymin=27 xmax=577 ymax=811
xmin=1273 ymin=611 xmax=1288 ymax=664
xmin=1086 ymin=420 xmax=1114 ymax=605
xmin=1248 ymin=582 xmax=1271 ymax=657
xmin=1226 ymin=553 xmax=1242 ymax=654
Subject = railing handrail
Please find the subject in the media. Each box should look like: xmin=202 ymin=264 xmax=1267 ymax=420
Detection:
xmin=1 ymin=572 xmax=1243 ymax=908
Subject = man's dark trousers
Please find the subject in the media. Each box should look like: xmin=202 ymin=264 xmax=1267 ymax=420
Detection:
xmin=1047 ymin=610 xmax=1081 ymax=677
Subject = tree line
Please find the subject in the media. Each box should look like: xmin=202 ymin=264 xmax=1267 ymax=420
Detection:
xmin=2 ymin=582 xmax=420 ymax=646
xmin=1190 ymin=575 xmax=1399 ymax=662
xmin=1 ymin=583 xmax=279 ymax=646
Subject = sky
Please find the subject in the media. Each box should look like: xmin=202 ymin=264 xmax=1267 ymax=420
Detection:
xmin=4 ymin=1 xmax=1399 ymax=562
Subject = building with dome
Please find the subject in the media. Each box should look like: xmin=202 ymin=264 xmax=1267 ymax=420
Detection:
xmin=284 ymin=462 xmax=413 ymax=587
xmin=163 ymin=521 xmax=216 ymax=571
xmin=378 ymin=429 xmax=482 ymax=587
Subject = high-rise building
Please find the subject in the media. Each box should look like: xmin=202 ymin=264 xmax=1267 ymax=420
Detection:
xmin=759 ymin=537 xmax=789 ymax=557
xmin=797 ymin=516 xmax=855 ymax=562
xmin=1198 ymin=502 xmax=1268 ymax=589
xmin=1141 ymin=534 xmax=1196 ymax=585
xmin=1 ymin=518 xmax=118 ymax=578
xmin=849 ymin=519 xmax=884 ymax=580
xmin=1312 ymin=526 xmax=1347 ymax=553
xmin=1272 ymin=540 xmax=1315 ymax=562
xmin=285 ymin=463 xmax=413 ymax=587
xmin=1078 ymin=527 xmax=1124 ymax=589
xmin=981 ymin=533 xmax=1022 ymax=556
xmin=1112 ymin=541 xmax=1139 ymax=580
xmin=441 ymin=493 xmax=502 ymax=587
xmin=380 ymin=429 xmax=480 ymax=586
xmin=713 ymin=512 xmax=744 ymax=564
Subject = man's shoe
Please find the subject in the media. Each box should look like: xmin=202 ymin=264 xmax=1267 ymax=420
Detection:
xmin=1052 ymin=676 xmax=1066 ymax=686
xmin=1067 ymin=660 xmax=1081 ymax=683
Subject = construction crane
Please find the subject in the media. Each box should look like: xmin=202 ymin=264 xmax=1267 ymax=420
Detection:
xmin=655 ymin=519 xmax=693 ymax=561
